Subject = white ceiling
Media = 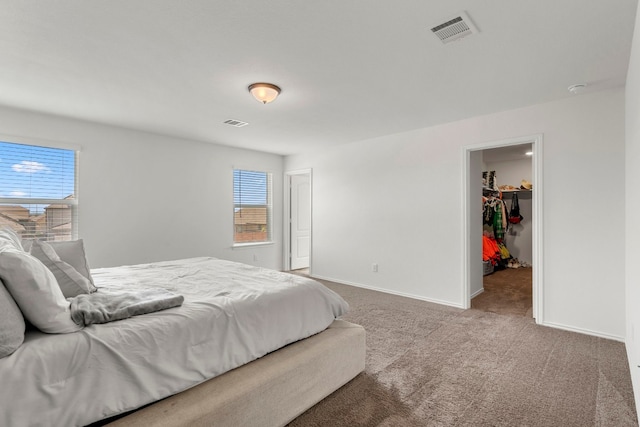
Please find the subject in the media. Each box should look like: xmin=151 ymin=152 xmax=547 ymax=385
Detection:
xmin=0 ymin=1 xmax=637 ymax=156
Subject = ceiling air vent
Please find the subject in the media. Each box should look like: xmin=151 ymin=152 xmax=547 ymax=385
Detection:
xmin=224 ymin=119 xmax=249 ymax=128
xmin=431 ymin=11 xmax=478 ymax=44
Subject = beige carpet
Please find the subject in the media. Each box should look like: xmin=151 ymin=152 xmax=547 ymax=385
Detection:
xmin=472 ymin=267 xmax=533 ymax=317
xmin=288 ymin=278 xmax=638 ymax=427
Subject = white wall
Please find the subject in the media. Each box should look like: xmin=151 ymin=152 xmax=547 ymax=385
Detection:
xmin=625 ymin=3 xmax=640 ymax=415
xmin=486 ymin=158 xmax=532 ymax=189
xmin=0 ymin=106 xmax=284 ymax=269
xmin=286 ymin=87 xmax=626 ymax=339
xmin=485 ymin=158 xmax=533 ymax=264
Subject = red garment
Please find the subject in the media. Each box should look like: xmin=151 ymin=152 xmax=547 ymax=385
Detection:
xmin=482 ymin=235 xmax=501 ymax=265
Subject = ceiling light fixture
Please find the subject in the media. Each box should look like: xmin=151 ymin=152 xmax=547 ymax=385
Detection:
xmin=525 ymin=151 xmax=533 ymax=156
xmin=248 ymin=83 xmax=281 ymax=104
xmin=568 ymin=83 xmax=587 ymax=94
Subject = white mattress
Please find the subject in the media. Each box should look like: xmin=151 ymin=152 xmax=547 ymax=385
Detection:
xmin=0 ymin=257 xmax=349 ymax=427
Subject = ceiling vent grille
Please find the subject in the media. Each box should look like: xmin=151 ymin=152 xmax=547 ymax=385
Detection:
xmin=224 ymin=119 xmax=249 ymax=128
xmin=431 ymin=11 xmax=478 ymax=44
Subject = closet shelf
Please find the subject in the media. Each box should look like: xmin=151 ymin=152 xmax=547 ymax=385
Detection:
xmin=501 ymin=189 xmax=532 ymax=199
xmin=482 ymin=186 xmax=501 ymax=195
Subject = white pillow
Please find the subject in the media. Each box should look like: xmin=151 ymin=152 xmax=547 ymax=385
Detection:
xmin=0 ymin=280 xmax=25 ymax=358
xmin=0 ymin=247 xmax=82 ymax=334
xmin=0 ymin=227 xmax=24 ymax=252
xmin=21 ymin=238 xmax=32 ymax=252
xmin=46 ymin=239 xmax=95 ymax=287
xmin=30 ymin=240 xmax=96 ymax=297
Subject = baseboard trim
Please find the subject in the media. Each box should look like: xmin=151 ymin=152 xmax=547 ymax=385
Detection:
xmin=541 ymin=320 xmax=625 ymax=342
xmin=310 ymin=274 xmax=465 ymax=309
xmin=310 ymin=274 xmax=624 ymax=342
xmin=470 ymin=288 xmax=484 ymax=299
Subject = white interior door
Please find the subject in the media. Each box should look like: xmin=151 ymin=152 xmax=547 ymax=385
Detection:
xmin=290 ymin=174 xmax=310 ymax=270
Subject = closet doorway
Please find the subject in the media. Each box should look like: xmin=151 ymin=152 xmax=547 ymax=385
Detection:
xmin=462 ymin=135 xmax=543 ymax=323
xmin=284 ymin=169 xmax=312 ymax=274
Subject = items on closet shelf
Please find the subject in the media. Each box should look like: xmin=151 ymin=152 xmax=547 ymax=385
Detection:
xmin=482 ymin=170 xmax=499 ymax=192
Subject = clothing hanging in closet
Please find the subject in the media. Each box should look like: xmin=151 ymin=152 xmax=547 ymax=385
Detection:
xmin=482 ymin=196 xmax=508 ymax=241
xmin=482 ymin=195 xmax=511 ymax=266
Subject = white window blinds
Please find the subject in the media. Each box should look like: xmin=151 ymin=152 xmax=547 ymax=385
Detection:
xmin=233 ymin=169 xmax=272 ymax=244
xmin=0 ymin=140 xmax=77 ymax=241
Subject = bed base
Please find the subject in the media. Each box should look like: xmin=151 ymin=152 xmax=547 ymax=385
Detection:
xmin=105 ymin=320 xmax=365 ymax=427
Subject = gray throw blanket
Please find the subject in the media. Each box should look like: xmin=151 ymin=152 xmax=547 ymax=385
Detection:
xmin=70 ymin=289 xmax=184 ymax=326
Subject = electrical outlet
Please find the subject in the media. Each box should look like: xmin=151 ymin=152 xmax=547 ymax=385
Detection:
xmin=253 ymin=254 xmax=258 ymax=262
xmin=372 ymin=263 xmax=378 ymax=272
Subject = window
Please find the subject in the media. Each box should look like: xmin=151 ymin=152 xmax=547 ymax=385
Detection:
xmin=0 ymin=140 xmax=77 ymax=242
xmin=233 ymin=169 xmax=272 ymax=244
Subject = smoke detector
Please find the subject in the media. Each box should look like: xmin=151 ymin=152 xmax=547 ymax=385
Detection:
xmin=431 ymin=11 xmax=479 ymax=44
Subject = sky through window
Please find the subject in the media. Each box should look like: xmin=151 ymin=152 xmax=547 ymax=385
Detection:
xmin=0 ymin=141 xmax=75 ymax=202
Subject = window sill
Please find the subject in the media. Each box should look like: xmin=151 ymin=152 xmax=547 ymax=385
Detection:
xmin=232 ymin=241 xmax=274 ymax=249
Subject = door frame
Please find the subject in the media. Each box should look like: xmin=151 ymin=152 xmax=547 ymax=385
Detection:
xmin=462 ymin=134 xmax=544 ymax=322
xmin=283 ymin=168 xmax=312 ymax=272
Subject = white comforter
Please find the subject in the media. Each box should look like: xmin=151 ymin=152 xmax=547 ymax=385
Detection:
xmin=0 ymin=257 xmax=348 ymax=427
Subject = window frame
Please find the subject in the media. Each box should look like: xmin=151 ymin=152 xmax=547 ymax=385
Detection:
xmin=232 ymin=168 xmax=273 ymax=247
xmin=0 ymin=136 xmax=80 ymax=241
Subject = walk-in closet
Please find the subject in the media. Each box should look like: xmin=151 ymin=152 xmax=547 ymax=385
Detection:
xmin=472 ymin=144 xmax=533 ymax=316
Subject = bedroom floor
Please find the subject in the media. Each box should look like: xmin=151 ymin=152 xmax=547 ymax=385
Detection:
xmin=289 ymin=276 xmax=637 ymax=427
xmin=471 ymin=267 xmax=532 ymax=317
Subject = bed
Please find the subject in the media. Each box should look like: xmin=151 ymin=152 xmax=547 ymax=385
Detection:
xmin=0 ymin=241 xmax=365 ymax=427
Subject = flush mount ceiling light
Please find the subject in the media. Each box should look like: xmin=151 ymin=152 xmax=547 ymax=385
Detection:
xmin=248 ymin=83 xmax=281 ymax=104
xmin=568 ymin=83 xmax=587 ymax=94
